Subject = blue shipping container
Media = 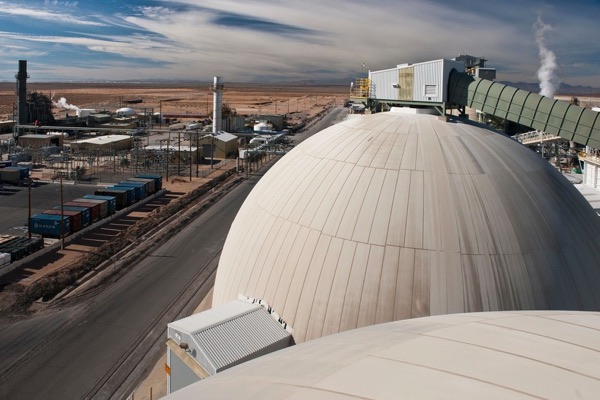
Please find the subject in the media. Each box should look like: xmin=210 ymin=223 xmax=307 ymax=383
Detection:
xmin=135 ymin=174 xmax=163 ymax=191
xmin=118 ymin=181 xmax=147 ymax=199
xmin=30 ymin=213 xmax=70 ymax=237
xmin=111 ymin=185 xmax=140 ymax=202
xmin=4 ymin=166 xmax=29 ymax=180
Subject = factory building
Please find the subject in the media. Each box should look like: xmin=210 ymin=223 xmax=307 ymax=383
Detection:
xmin=196 ymin=132 xmax=238 ymax=159
xmin=0 ymin=120 xmax=15 ymax=134
xmin=70 ymin=134 xmax=133 ymax=152
xmin=17 ymin=133 xmax=63 ymax=148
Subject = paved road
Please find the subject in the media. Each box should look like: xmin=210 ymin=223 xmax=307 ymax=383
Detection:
xmin=0 ymin=106 xmax=348 ymax=399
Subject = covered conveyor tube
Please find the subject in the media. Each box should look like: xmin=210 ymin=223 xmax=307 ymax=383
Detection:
xmin=448 ymin=70 xmax=600 ymax=149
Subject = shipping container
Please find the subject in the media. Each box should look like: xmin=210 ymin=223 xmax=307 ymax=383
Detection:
xmin=30 ymin=213 xmax=71 ymax=238
xmin=63 ymin=201 xmax=100 ymax=222
xmin=126 ymin=177 xmax=155 ymax=194
xmin=117 ymin=181 xmax=147 ymax=200
xmin=0 ymin=168 xmax=22 ymax=183
xmin=93 ymin=189 xmax=128 ymax=210
xmin=72 ymin=198 xmax=108 ymax=219
xmin=108 ymin=185 xmax=136 ymax=204
xmin=135 ymin=173 xmax=163 ymax=191
xmin=54 ymin=205 xmax=91 ymax=227
xmin=83 ymin=195 xmax=116 ymax=215
xmin=42 ymin=209 xmax=82 ymax=233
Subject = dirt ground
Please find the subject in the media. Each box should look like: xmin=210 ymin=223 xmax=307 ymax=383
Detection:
xmin=0 ymin=82 xmax=349 ymax=123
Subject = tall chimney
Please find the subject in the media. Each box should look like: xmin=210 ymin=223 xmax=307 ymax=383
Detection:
xmin=16 ymin=60 xmax=29 ymax=126
xmin=212 ymin=76 xmax=223 ymax=134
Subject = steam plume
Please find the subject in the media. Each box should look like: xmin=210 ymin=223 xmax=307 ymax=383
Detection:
xmin=53 ymin=97 xmax=79 ymax=111
xmin=534 ymin=16 xmax=560 ymax=98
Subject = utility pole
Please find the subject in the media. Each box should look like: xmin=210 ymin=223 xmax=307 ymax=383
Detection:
xmin=28 ymin=174 xmax=31 ymax=239
xmin=196 ymin=130 xmax=199 ymax=178
xmin=178 ymin=131 xmax=181 ymax=176
xmin=166 ymin=136 xmax=170 ymax=181
xmin=60 ymin=175 xmax=64 ymax=250
xmin=211 ymin=135 xmax=214 ymax=169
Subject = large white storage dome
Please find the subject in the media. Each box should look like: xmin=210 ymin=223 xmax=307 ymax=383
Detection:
xmin=214 ymin=111 xmax=600 ymax=343
xmin=164 ymin=311 xmax=600 ymax=400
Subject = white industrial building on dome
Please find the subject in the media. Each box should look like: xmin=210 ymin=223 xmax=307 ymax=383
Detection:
xmin=213 ymin=109 xmax=600 ymax=344
xmin=163 ymin=311 xmax=600 ymax=400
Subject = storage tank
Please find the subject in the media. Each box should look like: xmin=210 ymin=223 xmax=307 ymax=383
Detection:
xmin=253 ymin=122 xmax=269 ymax=132
xmin=116 ymin=107 xmax=136 ymax=116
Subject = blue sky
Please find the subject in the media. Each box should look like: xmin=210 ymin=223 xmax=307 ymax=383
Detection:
xmin=0 ymin=0 xmax=598 ymax=86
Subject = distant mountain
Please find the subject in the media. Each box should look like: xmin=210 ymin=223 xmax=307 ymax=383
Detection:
xmin=500 ymin=81 xmax=600 ymax=96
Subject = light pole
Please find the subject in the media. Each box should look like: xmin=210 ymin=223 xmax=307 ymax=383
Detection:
xmin=27 ymin=173 xmax=31 ymax=239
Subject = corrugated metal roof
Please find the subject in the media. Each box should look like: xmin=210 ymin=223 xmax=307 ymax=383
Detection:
xmin=215 ymin=132 xmax=238 ymax=142
xmin=73 ymin=134 xmax=131 ymax=145
xmin=169 ymin=300 xmax=290 ymax=375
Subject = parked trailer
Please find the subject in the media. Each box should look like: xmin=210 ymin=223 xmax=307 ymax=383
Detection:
xmin=42 ymin=210 xmax=82 ymax=233
xmin=117 ymin=181 xmax=147 ymax=200
xmin=109 ymin=185 xmax=137 ymax=203
xmin=94 ymin=189 xmax=128 ymax=210
xmin=0 ymin=235 xmax=17 ymax=246
xmin=83 ymin=195 xmax=116 ymax=215
xmin=55 ymin=205 xmax=91 ymax=227
xmin=30 ymin=213 xmax=71 ymax=238
xmin=126 ymin=177 xmax=155 ymax=194
xmin=63 ymin=201 xmax=100 ymax=222
xmin=0 ymin=236 xmax=43 ymax=262
xmin=72 ymin=198 xmax=108 ymax=219
xmin=134 ymin=173 xmax=163 ymax=191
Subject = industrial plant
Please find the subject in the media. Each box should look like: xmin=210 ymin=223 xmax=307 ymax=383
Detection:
xmin=1 ymin=53 xmax=600 ymax=400
xmin=0 ymin=61 xmax=308 ymax=273
xmin=160 ymin=55 xmax=600 ymax=399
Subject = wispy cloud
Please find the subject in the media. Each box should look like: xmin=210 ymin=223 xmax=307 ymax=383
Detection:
xmin=0 ymin=1 xmax=105 ymax=26
xmin=0 ymin=0 xmax=598 ymax=86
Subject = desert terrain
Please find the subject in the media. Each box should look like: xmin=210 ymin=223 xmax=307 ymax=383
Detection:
xmin=0 ymin=81 xmax=349 ymax=123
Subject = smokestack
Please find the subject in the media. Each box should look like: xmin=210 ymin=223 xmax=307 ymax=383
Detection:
xmin=16 ymin=60 xmax=29 ymax=126
xmin=212 ymin=76 xmax=223 ymax=134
